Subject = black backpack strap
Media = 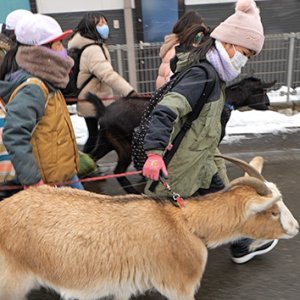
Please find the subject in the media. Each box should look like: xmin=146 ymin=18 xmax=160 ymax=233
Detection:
xmin=149 ymin=62 xmax=217 ymax=192
xmin=164 ymin=62 xmax=216 ymax=166
xmin=80 ymin=42 xmax=108 ymax=60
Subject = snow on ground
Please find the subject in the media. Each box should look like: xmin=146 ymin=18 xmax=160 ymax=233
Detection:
xmin=71 ymin=113 xmax=88 ymax=145
xmin=70 ymin=86 xmax=300 ymax=146
xmin=223 ymin=110 xmax=300 ymax=143
xmin=267 ymin=86 xmax=300 ymax=103
xmin=223 ymin=86 xmax=300 ymax=143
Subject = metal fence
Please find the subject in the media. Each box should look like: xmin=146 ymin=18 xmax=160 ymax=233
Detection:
xmin=109 ymin=32 xmax=300 ymax=102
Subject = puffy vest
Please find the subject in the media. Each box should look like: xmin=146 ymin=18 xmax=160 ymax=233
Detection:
xmin=28 ymin=79 xmax=80 ymax=183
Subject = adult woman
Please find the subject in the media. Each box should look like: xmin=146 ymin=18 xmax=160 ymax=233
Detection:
xmin=156 ymin=10 xmax=205 ymax=89
xmin=68 ymin=13 xmax=135 ymax=153
xmin=0 ymin=13 xmax=83 ymax=190
xmin=142 ymin=0 xmax=277 ymax=263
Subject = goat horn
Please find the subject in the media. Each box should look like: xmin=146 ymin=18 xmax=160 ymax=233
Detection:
xmin=227 ymin=177 xmax=270 ymax=196
xmin=215 ymin=155 xmax=266 ymax=181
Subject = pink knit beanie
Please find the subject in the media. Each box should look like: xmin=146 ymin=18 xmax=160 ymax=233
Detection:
xmin=210 ymin=0 xmax=264 ymax=54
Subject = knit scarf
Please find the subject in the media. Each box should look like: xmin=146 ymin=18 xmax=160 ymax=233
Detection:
xmin=16 ymin=46 xmax=74 ymax=88
xmin=206 ymin=40 xmax=240 ymax=82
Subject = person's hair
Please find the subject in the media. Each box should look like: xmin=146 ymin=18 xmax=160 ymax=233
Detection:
xmin=188 ymin=35 xmax=215 ymax=66
xmin=0 ymin=44 xmax=19 ymax=80
xmin=169 ymin=12 xmax=213 ymax=72
xmin=72 ymin=12 xmax=108 ymax=41
xmin=178 ymin=23 xmax=209 ymax=50
xmin=172 ymin=11 xmax=204 ymax=44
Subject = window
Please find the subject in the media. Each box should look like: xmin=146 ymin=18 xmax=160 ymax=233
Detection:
xmin=135 ymin=0 xmax=184 ymax=43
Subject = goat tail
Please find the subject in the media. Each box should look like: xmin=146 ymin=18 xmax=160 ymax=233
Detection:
xmin=86 ymin=92 xmax=106 ymax=119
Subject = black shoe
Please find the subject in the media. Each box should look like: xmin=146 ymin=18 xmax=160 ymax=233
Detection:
xmin=231 ymin=238 xmax=278 ymax=264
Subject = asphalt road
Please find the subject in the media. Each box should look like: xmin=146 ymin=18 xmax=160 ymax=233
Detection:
xmin=28 ymin=130 xmax=300 ymax=300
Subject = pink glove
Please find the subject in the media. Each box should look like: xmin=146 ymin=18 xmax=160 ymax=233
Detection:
xmin=24 ymin=179 xmax=44 ymax=190
xmin=143 ymin=153 xmax=168 ymax=181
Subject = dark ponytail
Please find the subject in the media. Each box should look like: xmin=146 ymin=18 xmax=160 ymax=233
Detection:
xmin=188 ymin=28 xmax=215 ymax=66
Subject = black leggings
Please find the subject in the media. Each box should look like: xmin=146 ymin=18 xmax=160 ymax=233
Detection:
xmin=83 ymin=117 xmax=99 ymax=154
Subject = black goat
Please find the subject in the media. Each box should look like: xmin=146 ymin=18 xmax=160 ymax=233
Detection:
xmin=220 ymin=77 xmax=275 ymax=141
xmin=86 ymin=77 xmax=276 ymax=194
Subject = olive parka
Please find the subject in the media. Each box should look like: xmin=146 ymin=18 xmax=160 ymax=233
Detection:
xmin=144 ymin=52 xmax=227 ymax=197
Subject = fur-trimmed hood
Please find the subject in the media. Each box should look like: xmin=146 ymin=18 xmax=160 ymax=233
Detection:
xmin=16 ymin=46 xmax=74 ymax=89
xmin=159 ymin=34 xmax=178 ymax=58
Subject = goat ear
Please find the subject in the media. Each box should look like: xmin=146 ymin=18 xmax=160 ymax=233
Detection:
xmin=247 ymin=196 xmax=275 ymax=216
xmin=245 ymin=156 xmax=264 ymax=176
xmin=246 ymin=183 xmax=282 ymax=216
xmin=262 ymin=80 xmax=277 ymax=89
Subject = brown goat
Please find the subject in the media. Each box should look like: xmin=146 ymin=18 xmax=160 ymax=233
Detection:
xmin=86 ymin=77 xmax=276 ymax=193
xmin=0 ymin=156 xmax=298 ymax=300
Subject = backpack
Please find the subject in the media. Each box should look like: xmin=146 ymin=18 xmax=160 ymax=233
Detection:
xmin=61 ymin=43 xmax=107 ymax=100
xmin=132 ymin=62 xmax=216 ymax=171
xmin=0 ymin=78 xmax=49 ymax=184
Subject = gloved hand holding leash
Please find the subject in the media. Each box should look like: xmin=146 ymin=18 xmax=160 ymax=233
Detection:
xmin=142 ymin=153 xmax=168 ymax=181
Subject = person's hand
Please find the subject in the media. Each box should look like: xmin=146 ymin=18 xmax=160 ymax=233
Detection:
xmin=24 ymin=179 xmax=44 ymax=190
xmin=143 ymin=153 xmax=168 ymax=181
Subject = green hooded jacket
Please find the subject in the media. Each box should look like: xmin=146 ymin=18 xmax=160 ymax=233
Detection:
xmin=144 ymin=52 xmax=227 ymax=197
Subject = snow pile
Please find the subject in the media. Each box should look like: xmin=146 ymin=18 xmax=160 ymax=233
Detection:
xmin=71 ymin=114 xmax=88 ymax=145
xmin=267 ymin=86 xmax=300 ymax=102
xmin=71 ymin=86 xmax=300 ymax=145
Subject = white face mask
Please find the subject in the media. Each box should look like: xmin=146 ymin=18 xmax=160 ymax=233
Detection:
xmin=230 ymin=45 xmax=248 ymax=72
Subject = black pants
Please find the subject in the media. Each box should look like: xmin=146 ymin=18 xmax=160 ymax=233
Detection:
xmin=83 ymin=117 xmax=99 ymax=154
xmin=0 ymin=179 xmax=21 ymax=201
xmin=194 ymin=173 xmax=225 ymax=196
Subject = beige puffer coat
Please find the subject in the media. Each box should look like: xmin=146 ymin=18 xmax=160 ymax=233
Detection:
xmin=68 ymin=33 xmax=134 ymax=117
xmin=155 ymin=34 xmax=178 ymax=89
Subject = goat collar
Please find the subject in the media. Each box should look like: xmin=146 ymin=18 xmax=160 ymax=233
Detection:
xmin=224 ymin=103 xmax=235 ymax=111
xmin=159 ymin=176 xmax=185 ymax=208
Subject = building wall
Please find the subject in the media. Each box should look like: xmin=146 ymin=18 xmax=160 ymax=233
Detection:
xmin=0 ymin=0 xmax=31 ymax=23
xmin=37 ymin=0 xmax=300 ymax=45
xmin=35 ymin=0 xmax=135 ymax=13
xmin=186 ymin=0 xmax=300 ymax=34
xmin=50 ymin=10 xmax=130 ymax=45
xmin=1 ymin=1 xmax=299 ymax=44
